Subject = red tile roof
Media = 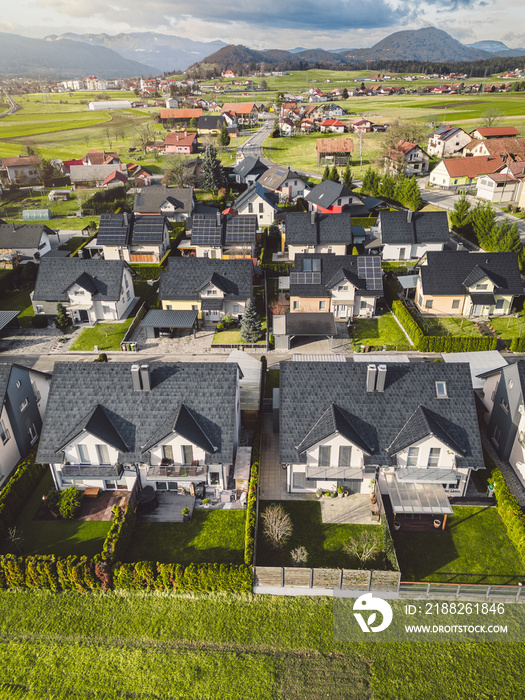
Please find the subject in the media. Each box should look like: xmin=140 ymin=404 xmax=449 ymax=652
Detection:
xmin=442 ymin=155 xmax=503 ymax=178
xmin=221 ymin=103 xmax=256 ymax=114
xmin=163 ymin=132 xmax=197 ymax=146
xmin=160 ymin=109 xmax=203 ymax=119
xmin=474 ymin=126 xmax=520 ymax=138
xmin=316 ymin=138 xmax=354 ymax=153
xmin=1 ymin=155 xmax=40 ymax=167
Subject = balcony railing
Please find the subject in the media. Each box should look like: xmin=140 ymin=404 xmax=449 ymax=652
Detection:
xmin=147 ymin=464 xmax=206 ymax=479
xmin=62 ymin=464 xmax=123 ymax=478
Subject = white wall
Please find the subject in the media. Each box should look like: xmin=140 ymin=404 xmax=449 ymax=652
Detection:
xmin=0 ymin=406 xmax=21 ymax=483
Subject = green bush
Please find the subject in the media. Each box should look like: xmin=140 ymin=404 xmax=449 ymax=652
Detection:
xmin=111 ymin=562 xmax=252 ymax=592
xmin=101 ymin=504 xmax=136 ymax=564
xmin=0 ymin=451 xmax=47 ymax=539
xmin=491 ymin=469 xmax=525 ymax=566
xmin=391 ymin=300 xmax=424 ymax=347
xmin=510 ymin=337 xmax=525 ymax=353
xmin=44 ymin=489 xmax=61 ymax=511
xmin=380 ymin=514 xmax=400 ymax=571
xmin=244 ymin=462 xmax=259 ymax=565
xmin=93 ymin=353 xmax=108 ymax=362
xmin=58 ymin=487 xmax=83 ymax=520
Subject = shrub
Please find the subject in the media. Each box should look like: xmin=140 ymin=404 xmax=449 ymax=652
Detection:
xmin=58 ymin=487 xmax=83 ymax=520
xmin=216 ymin=323 xmax=224 ymax=331
xmin=244 ymin=461 xmax=259 ymax=565
xmin=93 ymin=353 xmax=108 ymax=362
xmin=30 ymin=315 xmax=48 ymax=328
xmin=0 ymin=451 xmax=47 ymax=538
xmin=44 ymin=489 xmax=61 ymax=511
xmin=290 ymin=546 xmax=308 ymax=566
xmin=202 ymin=498 xmax=210 ymax=505
xmin=181 ymin=507 xmax=190 ymax=515
xmin=491 ymin=469 xmax=525 ymax=567
xmin=391 ymin=300 xmax=424 ymax=347
xmin=101 ymin=504 xmax=136 ymax=563
xmin=261 ymin=503 xmax=292 ymax=549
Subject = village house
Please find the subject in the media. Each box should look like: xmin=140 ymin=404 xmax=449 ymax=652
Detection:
xmin=386 ymin=141 xmax=430 ymax=177
xmin=429 ymin=156 xmax=503 ymax=189
xmin=96 ymin=212 xmax=170 ymax=263
xmin=233 ymin=156 xmax=268 ymax=185
xmin=0 ymin=222 xmax=53 ymax=262
xmin=281 ymin=211 xmax=352 ymax=260
xmin=304 ymin=180 xmax=361 ymax=215
xmin=134 ymin=186 xmax=196 ymax=221
xmin=426 ymin=126 xmax=471 ymax=158
xmin=369 ymin=210 xmax=450 ymax=261
xmin=233 ymin=182 xmax=279 ymax=226
xmin=256 ymin=165 xmax=307 ymax=202
xmin=186 ymin=212 xmax=258 ymax=259
xmin=0 ymin=155 xmax=41 ymax=184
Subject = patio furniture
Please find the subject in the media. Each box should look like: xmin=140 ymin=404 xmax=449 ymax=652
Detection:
xmin=194 ymin=482 xmax=205 ymax=499
xmin=137 ymin=486 xmax=158 ymax=514
xmin=84 ymin=487 xmax=100 ymax=499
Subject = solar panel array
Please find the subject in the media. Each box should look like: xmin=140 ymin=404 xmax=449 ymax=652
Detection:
xmin=357 ymin=256 xmax=383 ymax=291
xmin=132 ymin=216 xmax=166 ymax=244
xmin=97 ymin=213 xmax=129 ymax=246
xmin=225 ymin=215 xmax=257 ymax=244
xmin=192 ymin=215 xmax=222 ymax=246
xmin=290 ymin=271 xmax=322 ymax=285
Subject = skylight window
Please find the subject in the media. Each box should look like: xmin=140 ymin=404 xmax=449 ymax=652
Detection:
xmin=435 ymin=381 xmax=448 ymax=398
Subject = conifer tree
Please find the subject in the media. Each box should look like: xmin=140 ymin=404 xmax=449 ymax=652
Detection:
xmin=342 ymin=164 xmax=353 ymax=189
xmin=201 ymin=144 xmax=227 ymax=193
xmin=217 ymin=122 xmax=230 ymax=147
xmin=322 ymin=165 xmax=330 ymax=182
xmin=240 ymin=298 xmax=262 ymax=343
xmin=329 ymin=165 xmax=339 ymax=182
xmin=55 ymin=302 xmax=71 ymax=331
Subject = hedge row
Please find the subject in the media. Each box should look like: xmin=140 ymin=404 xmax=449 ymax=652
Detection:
xmin=0 ymin=452 xmax=47 ymax=540
xmin=112 ymin=562 xmax=252 ymax=592
xmin=244 ymin=463 xmax=259 ymax=565
xmin=491 ymin=469 xmax=525 ymax=566
xmin=0 ymin=555 xmax=252 ymax=593
xmin=391 ymin=300 xmax=424 ymax=347
xmin=380 ymin=514 xmax=400 ymax=572
xmin=510 ymin=337 xmax=525 ymax=353
xmin=101 ymin=504 xmax=136 ymax=564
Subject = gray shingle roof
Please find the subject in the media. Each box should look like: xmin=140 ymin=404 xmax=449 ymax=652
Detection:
xmin=70 ymin=164 xmax=128 ymax=183
xmin=96 ymin=214 xmax=131 ymax=246
xmin=158 ymin=258 xmax=254 ymax=302
xmin=0 ymin=310 xmax=20 ymax=333
xmin=420 ymin=251 xmax=523 ymax=296
xmin=257 ymin=165 xmax=304 ymax=191
xmin=304 ymin=180 xmax=354 ymax=208
xmin=290 ymin=254 xmax=383 ymax=298
xmin=140 ymin=309 xmax=198 ymax=329
xmin=197 ymin=115 xmax=225 ymax=130
xmin=0 ymin=223 xmax=53 ymax=249
xmin=233 ymin=156 xmax=268 ymax=179
xmin=387 ymin=405 xmax=468 ymax=456
xmin=33 ymin=258 xmax=130 ymax=303
xmin=378 ymin=210 xmax=450 ymax=245
xmin=37 ymin=362 xmax=239 ymax=465
xmin=296 ymin=403 xmax=376 ymax=455
xmin=134 ymin=186 xmax=195 ymax=215
xmin=279 ymin=361 xmax=483 ymax=470
xmin=233 ymin=182 xmax=279 ymax=212
xmin=57 ymin=403 xmax=130 ymax=453
xmin=284 ymin=211 xmax=352 ymax=246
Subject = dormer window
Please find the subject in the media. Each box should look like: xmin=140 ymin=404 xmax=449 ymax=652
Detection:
xmin=77 ymin=444 xmax=90 ymax=464
xmin=428 ymin=448 xmax=440 ymax=467
xmin=207 ymin=289 xmax=218 ymax=295
xmin=407 ymin=447 xmax=419 ymax=466
xmin=435 ymin=381 xmax=447 ymax=398
xmin=476 ymin=283 xmax=488 ymax=290
xmin=162 ymin=445 xmax=174 ymax=463
xmin=318 ymin=445 xmax=331 ymax=467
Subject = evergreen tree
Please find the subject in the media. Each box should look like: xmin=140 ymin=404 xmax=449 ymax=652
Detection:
xmin=471 ymin=202 xmax=498 ymax=250
xmin=189 ymin=117 xmax=197 ymax=130
xmin=342 ymin=164 xmax=353 ymax=190
xmin=405 ymin=176 xmax=423 ymax=211
xmin=55 ymin=302 xmax=71 ymax=331
xmin=361 ymin=167 xmax=375 ymax=193
xmin=200 ymin=145 xmax=227 ymax=193
xmin=322 ymin=165 xmax=330 ymax=182
xmin=217 ymin=122 xmax=230 ymax=147
xmin=240 ymin=298 xmax=262 ymax=343
xmin=351 ymin=246 xmax=359 ymax=255
xmin=379 ymin=173 xmax=395 ymax=200
xmin=329 ymin=165 xmax=339 ymax=182
xmin=341 ymin=88 xmax=348 ymax=100
xmin=450 ymin=195 xmax=471 ymax=231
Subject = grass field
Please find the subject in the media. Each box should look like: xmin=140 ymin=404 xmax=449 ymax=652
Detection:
xmin=125 ymin=509 xmax=246 ymax=564
xmin=212 ymin=318 xmax=267 ymax=345
xmin=0 ymin=591 xmax=523 ymax=699
xmin=349 ymin=312 xmax=410 ymax=350
xmin=394 ymin=505 xmax=525 ymax=584
xmin=0 ymin=290 xmax=35 ymax=327
xmin=69 ymin=317 xmax=134 ymax=351
xmin=420 ymin=316 xmax=482 ymax=337
xmin=256 ymin=500 xmax=386 ymax=569
xmin=489 ymin=315 xmax=525 ymax=340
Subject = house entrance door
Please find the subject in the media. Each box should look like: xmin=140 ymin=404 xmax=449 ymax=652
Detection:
xmin=79 ymin=309 xmax=89 ymax=322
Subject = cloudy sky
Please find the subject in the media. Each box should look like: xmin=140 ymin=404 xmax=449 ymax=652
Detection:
xmin=1 ymin=0 xmax=524 ymax=49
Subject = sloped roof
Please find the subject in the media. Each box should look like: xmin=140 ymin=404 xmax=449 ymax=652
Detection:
xmin=140 ymin=403 xmax=218 ymax=454
xmin=158 ymin=257 xmax=254 ymax=302
xmin=476 ymin=137 xmax=525 ymax=158
xmin=1 ymin=156 xmax=40 ymax=167
xmin=440 ymin=156 xmax=502 ymax=178
xmin=284 ymin=211 xmax=352 ymax=246
xmin=304 ymin=180 xmax=354 ymax=208
xmin=0 ymin=223 xmax=53 ymax=249
xmin=316 ymin=138 xmax=354 ymax=154
xmin=257 ymin=165 xmax=304 ymax=191
xmin=69 ymin=164 xmax=128 ymax=183
xmin=290 ymin=254 xmax=383 ymax=298
xmin=233 ymin=182 xmax=279 ymax=212
xmin=33 ymin=258 xmax=129 ymax=303
xmin=378 ymin=210 xmax=450 ymax=245
xmin=233 ymin=156 xmax=268 ymax=179
xmin=160 ymin=109 xmax=203 ymax=119
xmin=221 ymin=103 xmax=255 ymax=114
xmin=163 ymin=132 xmax=197 ymax=146
xmin=56 ymin=403 xmax=129 ymax=453
xmin=134 ymin=186 xmax=195 ymax=215
xmin=387 ymin=405 xmax=468 ymax=456
xmin=37 ymin=362 xmax=239 ymax=465
xmin=473 ymin=126 xmax=520 ymax=138
xmin=296 ymin=403 xmax=376 ymax=455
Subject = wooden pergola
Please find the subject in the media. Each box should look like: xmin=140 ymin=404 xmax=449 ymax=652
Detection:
xmin=317 ymin=137 xmax=354 ymax=166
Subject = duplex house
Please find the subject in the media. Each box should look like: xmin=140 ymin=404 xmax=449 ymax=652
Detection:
xmin=134 ymin=186 xmax=196 ymax=221
xmin=280 ymin=361 xmax=483 ymax=513
xmin=82 ymin=149 xmax=121 ymax=166
xmin=427 ymin=126 xmax=471 ymax=158
xmin=415 ymin=251 xmax=523 ymax=318
xmin=233 ymin=182 xmax=279 ymax=226
xmin=32 ymin=257 xmax=135 ymax=324
xmin=37 ymin=362 xmax=241 ymax=495
xmin=281 ymin=211 xmax=352 ymax=260
xmin=468 ymin=137 xmax=525 ymax=160
xmin=386 ymin=141 xmax=430 ymax=177
xmin=256 ymin=165 xmax=307 ymax=202
xmin=289 ymin=253 xmax=383 ymax=319
xmin=69 ymin=164 xmax=128 ymax=188
xmin=369 ymin=210 xmax=450 ymax=261
xmin=159 ymin=257 xmax=254 ymax=323
xmin=0 ymin=156 xmax=41 ymax=184
xmin=189 ymin=213 xmax=258 ymax=259
xmin=233 ymin=157 xmax=268 ymax=185
xmin=304 ymin=180 xmax=360 ymax=214
xmin=319 ymin=119 xmax=346 ymax=134
xmin=0 ymin=223 xmax=53 ymax=261
xmin=96 ymin=213 xmax=170 ymax=263
xmin=429 ymin=155 xmax=503 ymax=189
xmin=0 ymin=363 xmax=51 ymax=486
xmin=197 ymin=115 xmax=225 ymax=135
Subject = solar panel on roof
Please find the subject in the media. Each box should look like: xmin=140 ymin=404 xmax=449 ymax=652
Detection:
xmin=192 ymin=216 xmax=222 ymax=246
xmin=357 ymin=256 xmax=383 ymax=291
xmin=132 ymin=216 xmax=165 ymax=244
xmin=97 ymin=213 xmax=129 ymax=246
xmin=225 ymin=215 xmax=257 ymax=244
xmin=290 ymin=272 xmax=322 ymax=285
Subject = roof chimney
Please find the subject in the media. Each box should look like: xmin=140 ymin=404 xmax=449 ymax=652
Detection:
xmin=366 ymin=364 xmax=377 ymax=392
xmin=216 ymin=211 xmax=222 ymax=226
xmin=140 ymin=364 xmax=151 ymax=392
xmin=123 ymin=212 xmax=128 ymax=227
xmin=376 ymin=364 xmax=387 ymax=393
xmin=131 ymin=364 xmax=142 ymax=391
xmin=407 ymin=210 xmax=413 ymax=223
xmin=310 ymin=210 xmax=316 ymax=226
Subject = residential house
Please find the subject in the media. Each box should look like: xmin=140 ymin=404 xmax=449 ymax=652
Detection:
xmin=256 ymin=165 xmax=307 ymax=202
xmin=304 ymin=180 xmax=360 ymax=214
xmin=197 ymin=115 xmax=225 ymax=135
xmin=0 ymin=363 xmax=51 ymax=486
xmin=159 ymin=109 xmax=203 ymax=126
xmin=415 ymin=251 xmax=523 ymax=318
xmin=37 ymin=361 xmax=241 ymax=495
xmin=32 ymin=258 xmax=135 ymax=324
xmin=470 ymin=126 xmax=520 ymax=140
xmin=278 ymin=117 xmax=295 ymax=136
xmin=0 ymin=223 xmax=53 ymax=261
xmin=351 ymin=118 xmax=373 ymax=133
xmin=82 ymin=149 xmax=121 ymax=166
xmin=103 ymin=171 xmax=128 ymax=189
xmin=468 ymin=137 xmax=525 ymax=160
xmin=96 ymin=213 xmax=170 ymax=263
xmin=288 ymin=253 xmax=382 ymax=319
xmin=369 ymin=210 xmax=450 ymax=261
xmin=233 ymin=157 xmax=268 ymax=185
xmin=319 ymin=119 xmax=346 ymax=134
xmin=134 ymin=186 xmax=196 ymax=221
xmin=280 ymin=361 xmax=483 ymax=508
xmin=158 ymin=257 xmax=254 ymax=324
xmin=161 ymin=132 xmax=198 ymax=154
xmin=426 ymin=126 xmax=471 ymax=158
xmin=165 ymin=97 xmax=180 ymax=109
xmin=221 ymin=103 xmax=258 ymax=126
xmin=386 ymin=141 xmax=430 ymax=177
xmin=187 ymin=212 xmax=258 ymax=259
xmin=281 ymin=211 xmax=352 ymax=260
xmin=0 ymin=156 xmax=41 ymax=185
xmin=233 ymin=182 xmax=279 ymax=226
xmin=429 ymin=156 xmax=503 ymax=189
xmin=69 ymin=164 xmax=128 ymax=188
xmin=475 ymin=161 xmax=525 ymax=203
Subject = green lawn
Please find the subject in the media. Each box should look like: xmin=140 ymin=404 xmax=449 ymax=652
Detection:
xmin=0 ymin=289 xmax=35 ymax=327
xmin=421 ymin=316 xmax=482 ymax=337
xmin=69 ymin=317 xmax=134 ymax=351
xmin=125 ymin=509 xmax=246 ymax=564
xmin=256 ymin=500 xmax=386 ymax=569
xmin=349 ymin=312 xmax=410 ymax=350
xmin=212 ymin=318 xmax=267 ymax=345
xmin=265 ymin=368 xmax=280 ymax=398
xmin=1 ymin=471 xmax=110 ymax=559
xmin=394 ymin=505 xmax=525 ymax=584
xmin=489 ymin=315 xmax=525 ymax=340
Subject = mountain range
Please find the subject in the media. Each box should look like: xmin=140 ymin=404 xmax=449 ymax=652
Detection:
xmin=467 ymin=40 xmax=525 ymax=58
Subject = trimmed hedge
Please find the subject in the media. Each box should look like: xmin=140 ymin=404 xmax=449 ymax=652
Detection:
xmin=101 ymin=504 xmax=136 ymax=564
xmin=391 ymin=300 xmax=423 ymax=347
xmin=0 ymin=452 xmax=47 ymax=540
xmin=491 ymin=469 xmax=525 ymax=566
xmin=510 ymin=337 xmax=525 ymax=353
xmin=112 ymin=562 xmax=253 ymax=592
xmin=0 ymin=554 xmax=101 ymax=592
xmin=380 ymin=514 xmax=400 ymax=572
xmin=244 ymin=463 xmax=259 ymax=565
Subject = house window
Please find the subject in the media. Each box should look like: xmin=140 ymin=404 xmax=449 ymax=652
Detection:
xmin=259 ymin=203 xmax=264 ymax=213
xmin=360 ymin=301 xmax=367 ymax=310
xmin=27 ymin=423 xmax=37 ymax=445
xmin=0 ymin=419 xmax=10 ymax=445
xmin=427 ymin=448 xmax=440 ymax=467
xmin=20 ymin=398 xmax=29 ymax=413
xmin=476 ymin=283 xmax=488 ymax=290
xmin=496 ymin=299 xmax=504 ymax=310
xmin=338 ymin=285 xmax=348 ymax=291
xmin=501 ymin=397 xmax=509 ymax=413
xmin=248 ymin=203 xmax=253 ymax=213
xmin=338 ymin=445 xmax=351 ymax=467
xmin=319 ymin=445 xmax=331 ymax=467
xmin=425 ymin=299 xmax=433 ymax=309
xmin=77 ymin=444 xmax=90 ymax=464
xmin=35 ymin=305 xmax=43 ymax=314
xmin=207 ymin=289 xmax=218 ymax=295
xmin=233 ymin=304 xmax=239 ymax=314
xmin=105 ymin=480 xmax=118 ymax=490
xmin=209 ymin=472 xmax=220 ymax=485
xmin=436 ymin=381 xmax=448 ymax=398
xmin=162 ymin=445 xmax=174 ymax=462
xmin=182 ymin=445 xmax=193 ymax=464
xmin=31 ymin=381 xmax=41 ymax=403
xmin=327 ymin=247 xmax=332 ymax=254
xmin=210 ymin=250 xmax=217 ymax=259
xmin=96 ymin=444 xmax=110 ymax=465
xmin=337 ymin=199 xmax=342 ymax=206
xmin=155 ymin=481 xmax=168 ymax=491
xmin=293 ymin=301 xmax=300 ymax=310
xmin=492 ymin=425 xmax=501 ymax=447
xmin=293 ymin=472 xmax=306 ymax=489
xmin=192 ymin=305 xmax=198 ymax=311
xmin=407 ymin=447 xmax=419 ymax=467
xmin=319 ymin=301 xmax=327 ymax=310
xmin=102 ymin=305 xmax=111 ymax=315
xmin=452 ymin=299 xmax=460 ymax=309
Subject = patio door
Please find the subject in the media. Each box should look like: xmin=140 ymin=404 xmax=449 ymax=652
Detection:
xmin=335 ymin=304 xmax=348 ymax=318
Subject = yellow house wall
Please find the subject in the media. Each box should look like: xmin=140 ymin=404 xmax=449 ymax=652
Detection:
xmin=162 ymin=299 xmax=202 ymax=318
xmin=290 ymin=296 xmax=330 ymax=312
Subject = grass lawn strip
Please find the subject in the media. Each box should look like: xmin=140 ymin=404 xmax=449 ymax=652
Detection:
xmin=394 ymin=505 xmax=525 ymax=584
xmin=419 ymin=316 xmax=482 ymax=337
xmin=349 ymin=313 xmax=409 ymax=350
xmin=0 ymin=290 xmax=35 ymax=327
xmin=489 ymin=315 xmax=525 ymax=340
xmin=69 ymin=317 xmax=134 ymax=351
xmin=124 ymin=509 xmax=246 ymax=564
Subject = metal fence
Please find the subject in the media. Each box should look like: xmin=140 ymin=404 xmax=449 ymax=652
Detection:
xmin=399 ymin=581 xmax=525 ymax=603
xmin=253 ymin=566 xmax=401 ymax=596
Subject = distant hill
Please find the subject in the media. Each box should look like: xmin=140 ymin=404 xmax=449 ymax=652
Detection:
xmin=294 ymin=48 xmax=347 ymax=64
xmin=45 ymin=32 xmax=228 ymax=72
xmin=201 ymin=44 xmax=271 ymax=66
xmin=0 ymin=32 xmax=154 ymax=78
xmin=467 ymin=39 xmax=525 ymax=58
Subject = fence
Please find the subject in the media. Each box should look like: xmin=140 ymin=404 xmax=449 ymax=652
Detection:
xmin=253 ymin=566 xmax=401 ymax=596
xmin=122 ymin=302 xmax=147 ymax=345
xmin=399 ymin=581 xmax=525 ymax=603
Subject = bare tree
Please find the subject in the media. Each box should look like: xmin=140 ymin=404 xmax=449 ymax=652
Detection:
xmin=162 ymin=154 xmax=192 ymax=188
xmin=105 ymin=127 xmax=113 ymax=149
xmin=261 ymin=504 xmax=293 ymax=549
xmin=343 ymin=532 xmax=379 ymax=567
xmin=135 ymin=124 xmax=155 ymax=155
xmin=481 ymin=107 xmax=504 ymax=128
xmin=290 ymin=546 xmax=308 ymax=566
xmin=377 ymin=119 xmax=428 ymax=171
